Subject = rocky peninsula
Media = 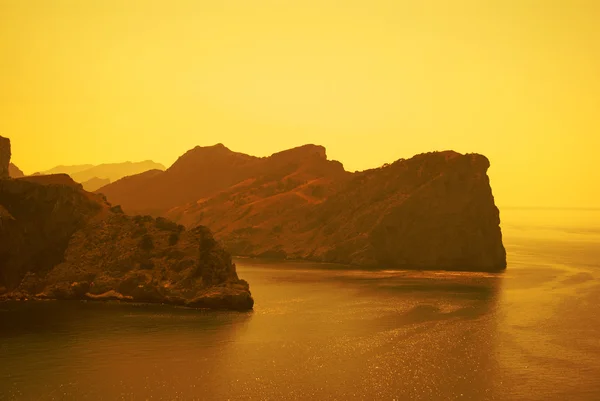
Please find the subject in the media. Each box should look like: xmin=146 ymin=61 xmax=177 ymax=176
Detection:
xmin=100 ymin=144 xmax=507 ymax=272
xmin=0 ymin=136 xmax=253 ymax=310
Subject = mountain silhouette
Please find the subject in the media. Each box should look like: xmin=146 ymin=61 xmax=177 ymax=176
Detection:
xmin=81 ymin=177 xmax=111 ymax=192
xmin=34 ymin=161 xmax=166 ymax=190
xmin=37 ymin=164 xmax=95 ymax=176
xmin=98 ymin=144 xmax=506 ymax=271
xmin=8 ymin=163 xmax=24 ymax=178
xmin=0 ymin=137 xmax=253 ymax=310
xmin=98 ymin=144 xmax=343 ymax=216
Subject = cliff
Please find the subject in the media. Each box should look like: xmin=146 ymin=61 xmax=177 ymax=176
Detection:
xmin=101 ymin=145 xmax=506 ymax=272
xmin=0 ymin=139 xmax=253 ymax=310
xmin=0 ymin=136 xmax=10 ymax=179
xmin=8 ymin=163 xmax=24 ymax=178
xmin=286 ymin=151 xmax=506 ymax=271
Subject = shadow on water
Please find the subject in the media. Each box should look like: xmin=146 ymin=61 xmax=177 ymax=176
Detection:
xmin=0 ymin=301 xmax=253 ymax=401
xmin=0 ymin=300 xmax=253 ymax=338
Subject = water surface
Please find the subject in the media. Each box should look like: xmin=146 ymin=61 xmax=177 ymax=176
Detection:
xmin=1 ymin=209 xmax=599 ymax=400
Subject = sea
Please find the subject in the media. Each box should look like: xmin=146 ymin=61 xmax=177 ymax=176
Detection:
xmin=1 ymin=208 xmax=599 ymax=400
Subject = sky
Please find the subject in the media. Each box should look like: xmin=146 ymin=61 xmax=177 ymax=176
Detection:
xmin=1 ymin=0 xmax=598 ymax=208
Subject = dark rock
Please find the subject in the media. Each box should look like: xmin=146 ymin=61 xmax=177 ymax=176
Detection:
xmin=99 ymin=144 xmax=505 ymax=272
xmin=0 ymin=143 xmax=254 ymax=310
xmin=110 ymin=205 xmax=124 ymax=214
xmin=8 ymin=163 xmax=24 ymax=178
xmin=186 ymin=285 xmax=255 ymax=311
xmin=168 ymin=233 xmax=180 ymax=246
xmin=85 ymin=290 xmax=133 ymax=301
xmin=0 ymin=136 xmax=10 ymax=179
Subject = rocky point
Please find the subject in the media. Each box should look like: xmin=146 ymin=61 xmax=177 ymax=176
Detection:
xmin=0 ymin=137 xmax=253 ymax=310
xmin=100 ymin=144 xmax=507 ymax=272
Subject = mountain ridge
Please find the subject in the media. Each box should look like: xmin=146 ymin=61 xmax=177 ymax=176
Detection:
xmin=98 ymin=144 xmax=506 ymax=272
xmin=32 ymin=160 xmax=166 ymax=191
xmin=0 ymin=137 xmax=253 ymax=310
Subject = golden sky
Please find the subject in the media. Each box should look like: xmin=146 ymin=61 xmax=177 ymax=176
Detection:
xmin=1 ymin=0 xmax=598 ymax=208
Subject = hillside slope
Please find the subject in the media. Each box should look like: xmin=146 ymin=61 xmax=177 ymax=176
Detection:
xmin=100 ymin=144 xmax=507 ymax=272
xmin=0 ymin=138 xmax=253 ymax=310
xmin=8 ymin=163 xmax=24 ymax=178
xmin=98 ymin=144 xmax=345 ymax=216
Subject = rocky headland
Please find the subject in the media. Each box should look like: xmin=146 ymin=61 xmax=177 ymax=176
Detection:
xmin=0 ymin=136 xmax=253 ymax=310
xmin=99 ymin=144 xmax=507 ymax=272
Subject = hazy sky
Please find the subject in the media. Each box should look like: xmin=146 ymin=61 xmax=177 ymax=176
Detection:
xmin=1 ymin=1 xmax=598 ymax=208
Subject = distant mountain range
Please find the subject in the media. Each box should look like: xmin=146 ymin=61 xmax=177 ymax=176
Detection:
xmin=34 ymin=161 xmax=166 ymax=191
xmin=98 ymin=144 xmax=506 ymax=271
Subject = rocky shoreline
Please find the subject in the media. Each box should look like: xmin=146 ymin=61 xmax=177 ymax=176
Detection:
xmin=0 ymin=280 xmax=254 ymax=311
xmin=0 ymin=136 xmax=254 ymax=311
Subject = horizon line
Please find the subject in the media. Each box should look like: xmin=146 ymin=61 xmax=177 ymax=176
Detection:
xmin=499 ymin=206 xmax=600 ymax=211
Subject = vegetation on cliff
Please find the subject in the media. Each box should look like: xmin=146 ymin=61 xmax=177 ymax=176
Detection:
xmin=100 ymin=144 xmax=506 ymax=272
xmin=0 ymin=137 xmax=253 ymax=310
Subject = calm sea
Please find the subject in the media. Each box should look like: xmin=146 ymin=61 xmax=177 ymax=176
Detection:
xmin=1 ymin=209 xmax=599 ymax=400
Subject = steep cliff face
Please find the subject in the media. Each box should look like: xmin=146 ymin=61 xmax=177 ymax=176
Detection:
xmin=0 ymin=138 xmax=253 ymax=309
xmin=294 ymin=152 xmax=505 ymax=270
xmin=215 ymin=151 xmax=506 ymax=271
xmin=366 ymin=153 xmax=505 ymax=270
xmin=0 ymin=176 xmax=104 ymax=288
xmin=100 ymin=145 xmax=506 ymax=272
xmin=0 ymin=136 xmax=10 ymax=179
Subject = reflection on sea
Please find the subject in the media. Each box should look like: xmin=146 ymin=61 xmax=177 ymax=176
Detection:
xmin=1 ymin=208 xmax=599 ymax=400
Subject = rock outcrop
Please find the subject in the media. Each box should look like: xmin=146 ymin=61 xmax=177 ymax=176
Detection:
xmin=0 ymin=136 xmax=10 ymax=179
xmin=8 ymin=163 xmax=24 ymax=178
xmin=0 ymin=138 xmax=253 ymax=310
xmin=100 ymin=145 xmax=506 ymax=272
xmin=289 ymin=151 xmax=506 ymax=271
